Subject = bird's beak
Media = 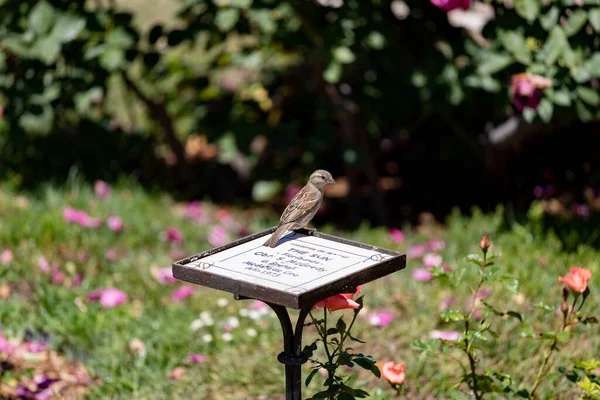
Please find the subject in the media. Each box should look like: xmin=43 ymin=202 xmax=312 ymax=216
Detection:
xmin=328 ymin=177 xmax=336 ymax=184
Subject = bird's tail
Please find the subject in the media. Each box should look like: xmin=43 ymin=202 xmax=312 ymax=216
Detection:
xmin=263 ymin=225 xmax=289 ymax=248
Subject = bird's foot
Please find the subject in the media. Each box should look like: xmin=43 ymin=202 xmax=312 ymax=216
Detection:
xmin=303 ymin=227 xmax=317 ymax=234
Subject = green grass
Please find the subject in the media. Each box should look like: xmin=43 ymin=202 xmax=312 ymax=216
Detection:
xmin=0 ymin=183 xmax=598 ymax=399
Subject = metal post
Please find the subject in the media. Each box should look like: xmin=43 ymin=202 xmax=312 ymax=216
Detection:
xmin=235 ymin=295 xmax=311 ymax=400
xmin=268 ymin=304 xmax=312 ymax=400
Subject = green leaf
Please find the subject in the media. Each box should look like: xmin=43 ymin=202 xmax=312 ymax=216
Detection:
xmin=507 ymin=311 xmax=524 ymax=322
xmin=29 ymin=1 xmax=56 ymax=35
xmin=477 ymin=53 xmax=513 ymax=75
xmin=231 ymin=0 xmax=253 ymax=8
xmin=501 ymin=276 xmax=519 ymax=293
xmin=215 ymin=9 xmax=240 ymax=32
xmin=336 ymin=318 xmax=347 ymax=334
xmin=499 ymin=30 xmax=531 ymax=64
xmin=514 ymin=0 xmax=540 ymax=22
xmin=541 ymin=27 xmax=567 ymax=66
xmin=51 ymin=14 xmax=86 ymax=43
xmin=106 ymin=27 xmax=134 ymax=48
xmin=576 ymin=100 xmax=594 ymax=122
xmin=585 ymin=53 xmax=600 ymax=78
xmin=576 ymin=86 xmax=600 ymax=106
xmin=247 ymin=10 xmax=276 ymax=33
xmin=571 ymin=66 xmax=591 ymax=83
xmin=326 ymin=328 xmax=339 ymax=335
xmin=305 ymin=368 xmax=319 ymax=387
xmin=537 ymin=98 xmax=554 ymax=122
xmin=557 ymin=331 xmax=570 ymax=344
xmin=100 ymin=47 xmax=125 ymax=71
xmin=333 ymin=47 xmax=356 ymax=64
xmin=465 ymin=254 xmax=483 ymax=266
xmin=548 ymin=87 xmax=572 ymax=107
xmin=366 ymin=31 xmax=385 ymax=50
xmin=323 ymin=62 xmax=342 ymax=84
xmin=540 ymin=7 xmax=560 ymax=30
xmin=32 ymin=36 xmax=61 ymax=65
xmin=590 ymin=8 xmax=600 ymax=31
xmin=522 ymin=107 xmax=536 ymax=123
xmin=441 ymin=310 xmax=464 ymax=322
xmin=148 ymin=25 xmax=163 ymax=45
xmin=348 ymin=334 xmax=366 ymax=343
xmin=564 ymin=9 xmax=587 ymax=37
xmin=252 ymin=180 xmax=282 ymax=202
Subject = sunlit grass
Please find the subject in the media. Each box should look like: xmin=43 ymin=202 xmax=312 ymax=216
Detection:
xmin=0 ymin=182 xmax=598 ymax=399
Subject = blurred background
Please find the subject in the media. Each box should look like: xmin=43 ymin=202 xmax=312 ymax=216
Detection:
xmin=1 ymin=0 xmax=600 ymax=235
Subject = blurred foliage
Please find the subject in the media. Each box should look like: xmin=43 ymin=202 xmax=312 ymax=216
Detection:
xmin=0 ymin=0 xmax=599 ymax=219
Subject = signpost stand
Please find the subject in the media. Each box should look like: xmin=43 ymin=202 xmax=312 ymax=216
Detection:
xmin=173 ymin=227 xmax=406 ymax=400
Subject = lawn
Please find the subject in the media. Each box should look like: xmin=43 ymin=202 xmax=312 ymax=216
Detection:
xmin=0 ymin=182 xmax=598 ymax=399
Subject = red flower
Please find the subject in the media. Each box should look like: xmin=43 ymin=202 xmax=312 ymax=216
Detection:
xmin=313 ymin=286 xmax=361 ymax=311
xmin=558 ymin=267 xmax=592 ymax=293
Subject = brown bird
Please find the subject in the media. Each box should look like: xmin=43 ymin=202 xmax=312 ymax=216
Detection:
xmin=263 ymin=170 xmax=335 ymax=248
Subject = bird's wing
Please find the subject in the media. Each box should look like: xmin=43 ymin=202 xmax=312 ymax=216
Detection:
xmin=279 ymin=185 xmax=321 ymax=225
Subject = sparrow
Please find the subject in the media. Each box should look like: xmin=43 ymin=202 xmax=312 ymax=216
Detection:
xmin=263 ymin=169 xmax=335 ymax=248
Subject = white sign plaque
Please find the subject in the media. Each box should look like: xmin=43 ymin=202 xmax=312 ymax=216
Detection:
xmin=173 ymin=228 xmax=405 ymax=308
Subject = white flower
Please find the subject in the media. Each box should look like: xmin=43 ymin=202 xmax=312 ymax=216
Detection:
xmin=239 ymin=308 xmax=249 ymax=317
xmin=222 ymin=332 xmax=233 ymax=342
xmin=199 ymin=311 xmax=214 ymax=326
xmin=202 ymin=333 xmax=213 ymax=343
xmin=217 ymin=298 xmax=229 ymax=307
xmin=224 ymin=316 xmax=239 ymax=329
xmin=246 ymin=328 xmax=257 ymax=337
xmin=190 ymin=319 xmax=204 ymax=331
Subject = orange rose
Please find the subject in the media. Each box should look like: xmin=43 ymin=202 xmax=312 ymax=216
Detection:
xmin=381 ymin=362 xmax=406 ymax=385
xmin=558 ymin=267 xmax=592 ymax=293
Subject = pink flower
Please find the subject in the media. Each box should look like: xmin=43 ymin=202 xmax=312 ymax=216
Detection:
xmin=63 ymin=207 xmax=102 ymax=228
xmin=208 ymin=225 xmax=229 ymax=247
xmin=439 ymin=296 xmax=456 ymax=311
xmin=184 ymin=201 xmax=205 ymax=222
xmin=172 ymin=286 xmax=196 ymax=302
xmin=558 ymin=267 xmax=592 ymax=293
xmin=88 ymin=287 xmax=128 ymax=308
xmin=250 ymin=300 xmax=269 ymax=310
xmin=427 ymin=239 xmax=445 ymax=251
xmin=510 ymin=73 xmax=552 ymax=111
xmin=37 ymin=256 xmax=54 ymax=274
xmin=94 ymin=180 xmax=112 ymax=198
xmin=367 ymin=310 xmax=394 ymax=327
xmin=411 ymin=268 xmax=432 ymax=281
xmin=188 ymin=353 xmax=206 ymax=363
xmin=381 ymin=362 xmax=406 ymax=385
xmin=423 ymin=253 xmax=443 ymax=268
xmin=105 ymin=248 xmax=118 ymax=261
xmin=0 ymin=248 xmax=13 ymax=264
xmin=106 ymin=216 xmax=123 ymax=233
xmin=533 ymin=186 xmax=544 ymax=198
xmin=407 ymin=244 xmax=426 ymax=259
xmin=51 ymin=270 xmax=65 ymax=285
xmin=154 ymin=267 xmax=178 ymax=284
xmin=430 ymin=330 xmax=461 ymax=341
xmin=572 ymin=204 xmax=590 ymax=218
xmin=430 ymin=0 xmax=471 ymax=12
xmin=163 ymin=227 xmax=183 ymax=243
xmin=390 ymin=228 xmax=405 ymax=244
